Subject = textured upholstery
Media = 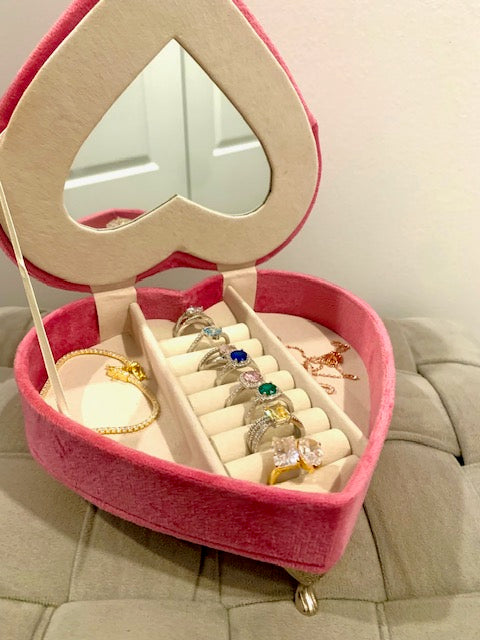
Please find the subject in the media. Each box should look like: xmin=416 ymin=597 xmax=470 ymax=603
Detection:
xmin=1 ymin=308 xmax=479 ymax=639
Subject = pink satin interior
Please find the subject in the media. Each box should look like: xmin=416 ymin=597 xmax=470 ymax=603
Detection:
xmin=14 ymin=271 xmax=395 ymax=573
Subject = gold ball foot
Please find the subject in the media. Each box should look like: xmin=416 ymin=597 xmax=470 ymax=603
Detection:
xmin=294 ymin=583 xmax=318 ymax=616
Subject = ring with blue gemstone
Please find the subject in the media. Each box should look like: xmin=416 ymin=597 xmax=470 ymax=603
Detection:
xmin=187 ymin=325 xmax=230 ymax=353
xmin=198 ymin=344 xmax=259 ymax=385
xmin=215 ymin=348 xmax=260 ymax=386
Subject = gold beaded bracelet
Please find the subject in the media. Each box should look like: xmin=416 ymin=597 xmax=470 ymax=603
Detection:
xmin=40 ymin=348 xmax=160 ymax=435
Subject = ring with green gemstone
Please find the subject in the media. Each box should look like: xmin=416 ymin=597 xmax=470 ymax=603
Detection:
xmin=244 ymin=381 xmax=294 ymax=424
xmin=187 ymin=325 xmax=230 ymax=353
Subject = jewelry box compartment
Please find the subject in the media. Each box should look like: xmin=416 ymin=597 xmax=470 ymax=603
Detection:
xmin=17 ymin=269 xmax=394 ymax=573
xmin=39 ymin=279 xmax=368 ymax=492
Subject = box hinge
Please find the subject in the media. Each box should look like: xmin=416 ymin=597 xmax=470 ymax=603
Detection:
xmin=217 ymin=263 xmax=257 ymax=308
xmin=91 ymin=279 xmax=137 ymax=341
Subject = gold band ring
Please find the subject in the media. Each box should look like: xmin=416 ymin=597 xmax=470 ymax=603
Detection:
xmin=268 ymin=436 xmax=324 ymax=485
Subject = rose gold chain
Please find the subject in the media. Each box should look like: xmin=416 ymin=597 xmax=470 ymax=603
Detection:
xmin=285 ymin=340 xmax=359 ymax=394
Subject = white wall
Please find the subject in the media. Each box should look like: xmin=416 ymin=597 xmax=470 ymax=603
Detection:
xmin=1 ymin=1 xmax=479 ymax=338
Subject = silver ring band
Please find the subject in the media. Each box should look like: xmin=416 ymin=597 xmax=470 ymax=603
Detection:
xmin=173 ymin=306 xmax=214 ymax=337
xmin=187 ymin=326 xmax=230 ymax=353
xmin=246 ymin=404 xmax=305 ymax=453
xmin=244 ymin=385 xmax=294 ymax=424
xmin=225 ymin=370 xmax=265 ymax=407
xmin=215 ymin=349 xmax=260 ymax=386
xmin=198 ymin=346 xmax=229 ymax=371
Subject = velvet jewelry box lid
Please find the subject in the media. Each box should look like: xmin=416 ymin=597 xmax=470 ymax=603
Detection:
xmin=0 ymin=0 xmax=320 ymax=291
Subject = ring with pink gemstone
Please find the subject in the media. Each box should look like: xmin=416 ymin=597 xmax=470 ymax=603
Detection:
xmin=268 ymin=436 xmax=324 ymax=486
xmin=187 ymin=325 xmax=230 ymax=353
xmin=243 ymin=381 xmax=294 ymax=424
xmin=246 ymin=403 xmax=305 ymax=453
xmin=224 ymin=370 xmax=265 ymax=407
xmin=173 ymin=306 xmax=214 ymax=337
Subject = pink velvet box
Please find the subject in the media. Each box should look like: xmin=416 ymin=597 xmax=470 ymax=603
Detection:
xmin=0 ymin=0 xmax=395 ymax=609
xmin=14 ymin=273 xmax=395 ymax=574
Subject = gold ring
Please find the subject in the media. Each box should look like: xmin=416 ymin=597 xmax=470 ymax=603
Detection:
xmin=268 ymin=436 xmax=324 ymax=485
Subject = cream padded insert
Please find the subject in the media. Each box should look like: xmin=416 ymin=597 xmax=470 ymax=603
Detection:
xmin=42 ymin=290 xmax=369 ymax=493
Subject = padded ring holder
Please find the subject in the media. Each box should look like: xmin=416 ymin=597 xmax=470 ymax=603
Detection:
xmin=0 ymin=0 xmax=395 ymax=617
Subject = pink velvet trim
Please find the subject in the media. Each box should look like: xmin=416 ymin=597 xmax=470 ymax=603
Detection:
xmin=14 ymin=271 xmax=394 ymax=572
xmin=0 ymin=0 xmax=321 ymax=291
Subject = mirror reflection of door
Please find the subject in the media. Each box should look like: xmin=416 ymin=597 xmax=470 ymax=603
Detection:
xmin=63 ymin=40 xmax=271 ymax=222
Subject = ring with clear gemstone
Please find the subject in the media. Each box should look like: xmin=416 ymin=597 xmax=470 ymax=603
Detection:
xmin=173 ymin=305 xmax=214 ymax=337
xmin=243 ymin=381 xmax=294 ymax=424
xmin=246 ymin=403 xmax=305 ymax=453
xmin=187 ymin=325 xmax=230 ymax=353
xmin=268 ymin=436 xmax=324 ymax=485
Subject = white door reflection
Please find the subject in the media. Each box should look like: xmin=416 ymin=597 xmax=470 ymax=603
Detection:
xmin=63 ymin=40 xmax=271 ymax=222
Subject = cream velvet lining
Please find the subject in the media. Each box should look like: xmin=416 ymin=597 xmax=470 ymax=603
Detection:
xmin=42 ymin=289 xmax=369 ymax=493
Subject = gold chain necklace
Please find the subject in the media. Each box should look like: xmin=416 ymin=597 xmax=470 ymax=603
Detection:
xmin=40 ymin=348 xmax=160 ymax=434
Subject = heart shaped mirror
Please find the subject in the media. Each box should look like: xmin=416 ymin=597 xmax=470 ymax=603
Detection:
xmin=64 ymin=39 xmax=271 ymax=223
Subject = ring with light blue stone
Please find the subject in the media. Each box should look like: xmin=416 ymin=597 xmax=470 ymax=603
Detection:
xmin=187 ymin=325 xmax=230 ymax=353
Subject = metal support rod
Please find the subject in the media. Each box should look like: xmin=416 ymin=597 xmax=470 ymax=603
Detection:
xmin=0 ymin=179 xmax=69 ymax=416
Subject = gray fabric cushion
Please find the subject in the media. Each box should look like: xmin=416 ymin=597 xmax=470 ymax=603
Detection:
xmin=0 ymin=307 xmax=33 ymax=369
xmin=0 ymin=307 xmax=479 ymax=639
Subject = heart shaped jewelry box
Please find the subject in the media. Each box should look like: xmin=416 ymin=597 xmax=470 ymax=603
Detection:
xmin=0 ymin=0 xmax=395 ymax=615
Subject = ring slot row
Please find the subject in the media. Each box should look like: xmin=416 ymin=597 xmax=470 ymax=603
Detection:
xmin=188 ymin=371 xmax=297 ymax=416
xmin=199 ymin=391 xmax=314 ymax=436
xmin=223 ymin=429 xmax=351 ymax=484
xmin=210 ymin=407 xmax=331 ymax=463
xmin=178 ymin=355 xmax=279 ymax=395
xmin=145 ymin=301 xmax=238 ymax=342
xmin=158 ymin=322 xmax=250 ymax=357
xmin=167 ymin=338 xmax=263 ymax=376
xmin=275 ymin=455 xmax=360 ymax=493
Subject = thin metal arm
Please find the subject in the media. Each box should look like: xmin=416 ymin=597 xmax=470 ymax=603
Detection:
xmin=0 ymin=179 xmax=69 ymax=416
